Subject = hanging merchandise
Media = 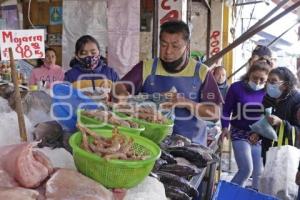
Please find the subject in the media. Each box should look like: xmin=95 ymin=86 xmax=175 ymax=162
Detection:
xmin=107 ymin=0 xmax=140 ymax=77
xmin=62 ymin=0 xmax=107 ymax=70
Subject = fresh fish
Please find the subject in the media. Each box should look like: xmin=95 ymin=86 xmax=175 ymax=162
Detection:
xmin=175 ymin=157 xmax=200 ymax=173
xmin=155 ymin=171 xmax=198 ymax=198
xmin=152 ymin=159 xmax=168 ymax=172
xmin=0 ymin=83 xmax=14 ymax=99
xmin=161 ymin=134 xmax=191 ymax=149
xmin=164 ymin=185 xmax=191 ymax=200
xmin=33 ymin=121 xmax=63 ymax=148
xmin=166 ymin=146 xmax=217 ymax=168
xmin=0 ymin=83 xmax=28 ymax=110
xmin=159 ymin=164 xmax=201 ymax=178
xmin=161 ymin=150 xmax=177 ymax=164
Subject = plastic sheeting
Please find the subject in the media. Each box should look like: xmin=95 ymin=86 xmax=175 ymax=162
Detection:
xmin=107 ymin=0 xmax=140 ymax=78
xmin=0 ymin=97 xmax=33 ymax=146
xmin=259 ymin=145 xmax=300 ymax=200
xmin=124 ymin=176 xmax=167 ymax=200
xmin=62 ymin=0 xmax=107 ymax=70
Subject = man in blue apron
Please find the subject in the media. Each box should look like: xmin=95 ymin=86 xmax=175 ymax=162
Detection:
xmin=116 ymin=20 xmax=223 ymax=146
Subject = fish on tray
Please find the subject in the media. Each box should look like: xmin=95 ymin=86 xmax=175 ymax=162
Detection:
xmin=155 ymin=171 xmax=198 ymax=198
xmin=159 ymin=164 xmax=201 ymax=179
xmin=166 ymin=146 xmax=218 ymax=168
xmin=32 ymin=121 xmax=64 ymax=148
xmin=164 ymin=185 xmax=191 ymax=200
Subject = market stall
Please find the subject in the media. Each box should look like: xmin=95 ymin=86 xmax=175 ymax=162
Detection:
xmin=0 ymin=72 xmax=221 ymax=200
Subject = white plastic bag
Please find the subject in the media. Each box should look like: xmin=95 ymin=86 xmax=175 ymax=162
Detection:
xmin=259 ymin=145 xmax=300 ymax=200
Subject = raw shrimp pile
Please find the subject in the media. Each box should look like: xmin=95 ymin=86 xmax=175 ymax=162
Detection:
xmin=82 ymin=110 xmax=139 ymax=128
xmin=77 ymin=125 xmax=148 ymax=160
xmin=114 ymin=104 xmax=168 ymax=124
xmin=134 ymin=106 xmax=167 ymax=124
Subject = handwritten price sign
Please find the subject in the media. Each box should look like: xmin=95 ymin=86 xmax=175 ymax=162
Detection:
xmin=0 ymin=29 xmax=45 ymax=60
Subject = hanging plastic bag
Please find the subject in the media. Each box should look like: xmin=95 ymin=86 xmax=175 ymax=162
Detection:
xmin=250 ymin=107 xmax=277 ymax=141
xmin=259 ymin=145 xmax=300 ymax=200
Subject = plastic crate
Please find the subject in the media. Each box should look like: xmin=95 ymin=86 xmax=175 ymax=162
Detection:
xmin=212 ymin=181 xmax=279 ymax=200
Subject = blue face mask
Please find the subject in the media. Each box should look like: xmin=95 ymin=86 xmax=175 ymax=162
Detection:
xmin=248 ymin=81 xmax=264 ymax=91
xmin=266 ymin=83 xmax=282 ymax=98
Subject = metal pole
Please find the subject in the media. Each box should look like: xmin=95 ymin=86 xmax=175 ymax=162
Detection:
xmin=206 ymin=0 xmax=211 ymax=59
xmin=245 ymin=0 xmax=289 ymax=35
xmin=268 ymin=20 xmax=299 ymax=47
xmin=227 ymin=20 xmax=299 ymax=80
xmin=152 ymin=0 xmax=158 ymax=58
xmin=205 ymin=0 xmax=289 ymax=66
xmin=236 ymin=0 xmax=266 ymax=6
xmin=204 ymin=1 xmax=300 ymax=66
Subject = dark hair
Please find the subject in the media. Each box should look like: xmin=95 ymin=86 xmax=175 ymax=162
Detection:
xmin=160 ymin=20 xmax=190 ymax=42
xmin=75 ymin=35 xmax=100 ymax=55
xmin=36 ymin=48 xmax=57 ymax=67
xmin=213 ymin=66 xmax=226 ymax=75
xmin=241 ymin=59 xmax=272 ymax=81
xmin=252 ymin=45 xmax=272 ymax=57
xmin=269 ymin=67 xmax=297 ymax=90
xmin=45 ymin=47 xmax=56 ymax=55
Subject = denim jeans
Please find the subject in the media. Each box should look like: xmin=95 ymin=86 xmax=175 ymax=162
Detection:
xmin=231 ymin=140 xmax=264 ymax=189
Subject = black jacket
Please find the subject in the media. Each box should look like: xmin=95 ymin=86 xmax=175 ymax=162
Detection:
xmin=261 ymin=89 xmax=300 ymax=164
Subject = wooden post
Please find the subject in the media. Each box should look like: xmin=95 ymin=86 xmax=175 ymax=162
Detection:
xmin=9 ymin=48 xmax=27 ymax=142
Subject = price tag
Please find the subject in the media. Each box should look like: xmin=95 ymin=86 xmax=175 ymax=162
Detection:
xmin=0 ymin=29 xmax=45 ymax=60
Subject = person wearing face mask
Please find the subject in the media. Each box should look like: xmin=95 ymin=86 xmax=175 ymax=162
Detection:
xmin=29 ymin=48 xmax=64 ymax=88
xmin=64 ymin=35 xmax=119 ymax=89
xmin=221 ymin=59 xmax=272 ymax=190
xmin=249 ymin=67 xmax=300 ymax=165
xmin=115 ymin=20 xmax=223 ymax=146
xmin=213 ymin=66 xmax=229 ymax=100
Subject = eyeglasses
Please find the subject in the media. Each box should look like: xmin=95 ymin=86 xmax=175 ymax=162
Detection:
xmin=267 ymin=80 xmax=284 ymax=85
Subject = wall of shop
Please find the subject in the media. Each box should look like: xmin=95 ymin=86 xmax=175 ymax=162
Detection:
xmin=139 ymin=0 xmax=210 ymax=61
xmin=190 ymin=1 xmax=208 ymax=58
xmin=1 ymin=0 xmax=217 ymax=72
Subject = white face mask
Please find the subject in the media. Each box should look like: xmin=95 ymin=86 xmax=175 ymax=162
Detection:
xmin=248 ymin=81 xmax=265 ymax=91
xmin=266 ymin=83 xmax=282 ymax=98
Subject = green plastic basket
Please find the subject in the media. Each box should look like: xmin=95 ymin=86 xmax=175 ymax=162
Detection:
xmin=69 ymin=129 xmax=161 ymax=189
xmin=132 ymin=117 xmax=174 ymax=144
xmin=77 ymin=110 xmax=145 ymax=135
xmin=115 ymin=112 xmax=174 ymax=144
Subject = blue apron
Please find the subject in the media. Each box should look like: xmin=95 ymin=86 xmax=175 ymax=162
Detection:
xmin=142 ymin=58 xmax=207 ymax=145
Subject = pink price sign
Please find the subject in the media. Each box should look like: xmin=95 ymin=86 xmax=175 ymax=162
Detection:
xmin=0 ymin=29 xmax=45 ymax=60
